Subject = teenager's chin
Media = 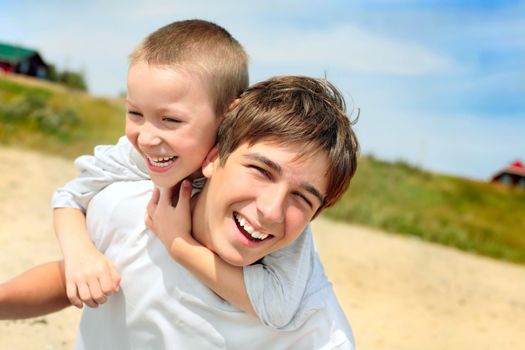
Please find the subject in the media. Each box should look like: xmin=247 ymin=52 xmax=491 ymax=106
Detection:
xmin=218 ymin=252 xmax=252 ymax=267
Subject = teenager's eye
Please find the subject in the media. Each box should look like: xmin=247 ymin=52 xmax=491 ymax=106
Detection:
xmin=249 ymin=165 xmax=272 ymax=179
xmin=293 ymin=191 xmax=313 ymax=209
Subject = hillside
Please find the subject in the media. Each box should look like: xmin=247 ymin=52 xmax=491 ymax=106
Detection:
xmin=325 ymin=157 xmax=525 ymax=264
xmin=0 ymin=74 xmax=124 ymax=158
xmin=2 ymin=73 xmax=524 ymax=265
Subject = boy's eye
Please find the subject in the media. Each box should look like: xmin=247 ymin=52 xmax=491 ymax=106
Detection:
xmin=163 ymin=117 xmax=182 ymax=123
xmin=127 ymin=110 xmax=142 ymax=117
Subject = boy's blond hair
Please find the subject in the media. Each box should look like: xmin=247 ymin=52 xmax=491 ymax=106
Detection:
xmin=129 ymin=19 xmax=249 ymax=115
xmin=217 ymin=76 xmax=359 ymax=213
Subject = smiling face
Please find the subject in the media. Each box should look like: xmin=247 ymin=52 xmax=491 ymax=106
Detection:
xmin=193 ymin=141 xmax=329 ymax=266
xmin=125 ymin=62 xmax=219 ymax=188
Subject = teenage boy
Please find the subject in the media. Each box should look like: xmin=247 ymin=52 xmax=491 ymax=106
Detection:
xmin=1 ymin=76 xmax=358 ymax=349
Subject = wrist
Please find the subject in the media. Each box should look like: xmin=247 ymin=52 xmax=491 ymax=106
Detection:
xmin=167 ymin=235 xmax=196 ymax=262
xmin=60 ymin=236 xmax=96 ymax=259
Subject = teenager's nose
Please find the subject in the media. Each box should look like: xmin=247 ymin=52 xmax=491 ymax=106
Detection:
xmin=257 ymin=185 xmax=286 ymax=223
xmin=138 ymin=122 xmax=162 ymax=147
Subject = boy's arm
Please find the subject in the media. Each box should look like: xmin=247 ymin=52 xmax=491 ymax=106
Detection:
xmin=52 ymin=136 xmax=148 ymax=211
xmin=53 ymin=136 xmax=149 ymax=308
xmin=146 ymin=182 xmax=256 ymax=315
xmin=243 ymin=228 xmax=315 ymax=329
xmin=54 ymin=208 xmax=118 ymax=308
xmin=148 ymin=182 xmax=315 ymax=328
xmin=0 ymin=261 xmax=70 ymax=319
xmin=169 ymin=235 xmax=256 ymax=315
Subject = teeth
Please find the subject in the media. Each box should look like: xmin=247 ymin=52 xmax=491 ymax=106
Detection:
xmin=235 ymin=214 xmax=269 ymax=240
xmin=148 ymin=156 xmax=176 ymax=167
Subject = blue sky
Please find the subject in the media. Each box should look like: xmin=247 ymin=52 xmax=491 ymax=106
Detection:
xmin=1 ymin=0 xmax=524 ymax=180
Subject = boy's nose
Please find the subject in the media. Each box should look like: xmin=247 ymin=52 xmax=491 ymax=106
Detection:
xmin=257 ymin=185 xmax=286 ymax=224
xmin=138 ymin=123 xmax=162 ymax=147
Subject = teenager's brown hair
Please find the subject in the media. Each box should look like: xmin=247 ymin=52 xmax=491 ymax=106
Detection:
xmin=217 ymin=76 xmax=359 ymax=212
xmin=129 ymin=19 xmax=249 ymax=115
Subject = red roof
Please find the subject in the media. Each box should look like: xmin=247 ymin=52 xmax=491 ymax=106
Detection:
xmin=495 ymin=160 xmax=525 ymax=178
xmin=492 ymin=160 xmax=525 ymax=181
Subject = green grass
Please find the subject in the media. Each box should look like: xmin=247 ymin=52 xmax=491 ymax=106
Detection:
xmin=0 ymin=76 xmax=124 ymax=157
xmin=324 ymin=156 xmax=525 ymax=265
xmin=2 ymin=74 xmax=524 ymax=265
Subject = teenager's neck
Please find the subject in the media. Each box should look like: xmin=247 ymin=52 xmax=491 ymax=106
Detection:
xmin=190 ymin=185 xmax=211 ymax=250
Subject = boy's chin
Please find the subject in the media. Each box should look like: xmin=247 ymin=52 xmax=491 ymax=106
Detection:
xmin=150 ymin=176 xmax=183 ymax=189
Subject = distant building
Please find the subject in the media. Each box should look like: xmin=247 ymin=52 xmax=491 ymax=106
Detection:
xmin=0 ymin=42 xmax=49 ymax=79
xmin=491 ymin=161 xmax=525 ymax=188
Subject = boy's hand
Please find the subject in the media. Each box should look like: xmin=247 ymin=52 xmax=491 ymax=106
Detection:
xmin=63 ymin=247 xmax=121 ymax=308
xmin=145 ymin=180 xmax=193 ymax=253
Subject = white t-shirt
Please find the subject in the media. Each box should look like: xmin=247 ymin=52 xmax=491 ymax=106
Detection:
xmin=75 ymin=181 xmax=354 ymax=350
xmin=52 ymin=136 xmax=321 ymax=329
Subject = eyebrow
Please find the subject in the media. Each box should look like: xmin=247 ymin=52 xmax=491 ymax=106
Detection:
xmin=125 ymin=99 xmax=186 ymax=117
xmin=125 ymin=99 xmax=141 ymax=111
xmin=242 ymin=153 xmax=325 ymax=206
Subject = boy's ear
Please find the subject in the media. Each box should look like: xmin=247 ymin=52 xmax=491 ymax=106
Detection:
xmin=202 ymin=145 xmax=220 ymax=178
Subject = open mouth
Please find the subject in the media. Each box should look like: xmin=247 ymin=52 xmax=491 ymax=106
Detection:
xmin=147 ymin=155 xmax=177 ymax=168
xmin=145 ymin=155 xmax=179 ymax=173
xmin=234 ymin=212 xmax=272 ymax=242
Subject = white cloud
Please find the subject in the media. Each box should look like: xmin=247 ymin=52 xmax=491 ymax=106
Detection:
xmin=245 ymin=23 xmax=457 ymax=76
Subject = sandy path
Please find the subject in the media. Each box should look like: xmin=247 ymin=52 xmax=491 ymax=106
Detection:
xmin=312 ymin=219 xmax=525 ymax=350
xmin=0 ymin=147 xmax=524 ymax=349
xmin=0 ymin=147 xmax=82 ymax=349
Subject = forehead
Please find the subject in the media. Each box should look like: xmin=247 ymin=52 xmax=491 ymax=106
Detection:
xmin=126 ymin=62 xmax=215 ymax=115
xmin=127 ymin=62 xmax=210 ymax=94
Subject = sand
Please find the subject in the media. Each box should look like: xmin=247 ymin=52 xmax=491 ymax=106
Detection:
xmin=0 ymin=146 xmax=524 ymax=350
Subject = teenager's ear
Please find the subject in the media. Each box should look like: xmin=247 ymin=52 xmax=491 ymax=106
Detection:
xmin=217 ymin=99 xmax=239 ymax=123
xmin=226 ymin=98 xmax=240 ymax=113
xmin=202 ymin=145 xmax=220 ymax=178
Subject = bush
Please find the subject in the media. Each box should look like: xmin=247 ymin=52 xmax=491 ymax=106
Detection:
xmin=58 ymin=70 xmax=87 ymax=91
xmin=0 ymin=94 xmax=80 ymax=139
xmin=45 ymin=63 xmax=88 ymax=92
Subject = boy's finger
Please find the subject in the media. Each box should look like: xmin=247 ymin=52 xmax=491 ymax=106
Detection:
xmin=144 ymin=213 xmax=153 ymax=229
xmin=151 ymin=187 xmax=161 ymax=204
xmin=169 ymin=181 xmax=183 ymax=207
xmin=66 ymin=282 xmax=83 ymax=308
xmin=77 ymin=282 xmax=97 ymax=308
xmin=178 ymin=180 xmax=193 ymax=208
xmin=149 ymin=187 xmax=160 ymax=207
xmin=109 ymin=265 xmax=121 ymax=292
xmin=170 ymin=180 xmax=192 ymax=217
xmin=87 ymin=277 xmax=102 ymax=294
xmin=146 ymin=188 xmax=161 ymax=218
xmin=158 ymin=185 xmax=174 ymax=207
xmin=99 ymin=271 xmax=115 ymax=296
xmin=92 ymin=291 xmax=107 ymax=305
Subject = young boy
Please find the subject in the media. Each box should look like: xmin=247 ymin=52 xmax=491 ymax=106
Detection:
xmin=1 ymin=76 xmax=358 ymax=349
xmin=48 ymin=19 xmax=323 ymax=329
